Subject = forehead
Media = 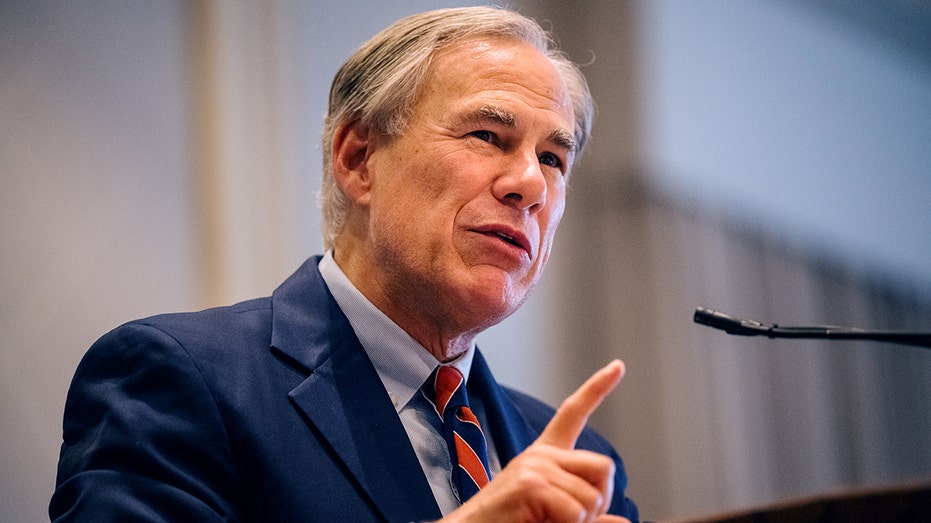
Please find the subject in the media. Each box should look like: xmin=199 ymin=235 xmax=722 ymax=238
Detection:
xmin=417 ymin=37 xmax=574 ymax=129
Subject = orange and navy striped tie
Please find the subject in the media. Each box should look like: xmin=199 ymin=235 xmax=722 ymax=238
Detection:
xmin=426 ymin=365 xmax=491 ymax=502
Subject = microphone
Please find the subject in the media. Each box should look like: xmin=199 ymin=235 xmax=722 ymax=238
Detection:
xmin=694 ymin=307 xmax=931 ymax=349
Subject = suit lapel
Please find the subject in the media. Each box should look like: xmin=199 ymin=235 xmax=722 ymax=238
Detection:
xmin=270 ymin=257 xmax=442 ymax=522
xmin=468 ymin=350 xmax=539 ymax=465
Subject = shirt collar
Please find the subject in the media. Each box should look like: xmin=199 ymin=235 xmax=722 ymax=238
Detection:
xmin=318 ymin=251 xmax=475 ymax=411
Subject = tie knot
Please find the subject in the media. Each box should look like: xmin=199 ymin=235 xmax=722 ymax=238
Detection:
xmin=429 ymin=365 xmax=466 ymax=418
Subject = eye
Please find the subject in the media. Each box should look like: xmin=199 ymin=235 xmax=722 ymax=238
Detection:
xmin=538 ymin=152 xmax=563 ymax=170
xmin=470 ymin=130 xmax=493 ymax=142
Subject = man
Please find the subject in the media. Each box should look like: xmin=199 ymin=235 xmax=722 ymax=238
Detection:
xmin=51 ymin=7 xmax=638 ymax=522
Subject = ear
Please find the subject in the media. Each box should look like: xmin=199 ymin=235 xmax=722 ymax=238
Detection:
xmin=332 ymin=119 xmax=375 ymax=205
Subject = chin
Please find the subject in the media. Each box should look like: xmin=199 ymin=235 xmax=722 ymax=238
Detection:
xmin=455 ymin=263 xmax=534 ymax=309
xmin=468 ymin=283 xmax=529 ymax=323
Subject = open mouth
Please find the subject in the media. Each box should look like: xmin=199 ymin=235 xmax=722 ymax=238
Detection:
xmin=493 ymin=231 xmax=523 ymax=249
xmin=472 ymin=225 xmax=532 ymax=258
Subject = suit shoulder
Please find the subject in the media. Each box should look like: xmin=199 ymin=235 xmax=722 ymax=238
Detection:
xmin=84 ymin=297 xmax=274 ymax=371
xmin=126 ymin=297 xmax=272 ymax=344
xmin=139 ymin=296 xmax=271 ymax=325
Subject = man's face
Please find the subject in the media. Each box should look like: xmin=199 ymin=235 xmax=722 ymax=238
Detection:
xmin=351 ymin=37 xmax=575 ymax=336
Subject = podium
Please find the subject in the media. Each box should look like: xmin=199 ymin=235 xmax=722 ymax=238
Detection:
xmin=674 ymin=482 xmax=931 ymax=523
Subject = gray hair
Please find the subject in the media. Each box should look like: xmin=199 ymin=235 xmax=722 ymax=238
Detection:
xmin=320 ymin=6 xmax=594 ymax=249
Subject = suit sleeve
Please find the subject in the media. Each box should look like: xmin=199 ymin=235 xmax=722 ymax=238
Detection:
xmin=50 ymin=322 xmax=242 ymax=522
xmin=590 ymin=436 xmax=639 ymax=521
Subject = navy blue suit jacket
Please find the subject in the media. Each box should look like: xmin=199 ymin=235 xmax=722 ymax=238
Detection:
xmin=51 ymin=256 xmax=638 ymax=522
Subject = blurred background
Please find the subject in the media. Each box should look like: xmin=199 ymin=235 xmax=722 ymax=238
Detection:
xmin=2 ymin=1 xmax=929 ymax=521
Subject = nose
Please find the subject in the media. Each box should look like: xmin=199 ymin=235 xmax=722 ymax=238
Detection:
xmin=492 ymin=150 xmax=547 ymax=213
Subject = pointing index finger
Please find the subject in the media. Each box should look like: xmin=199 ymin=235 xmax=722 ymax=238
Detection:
xmin=538 ymin=360 xmax=625 ymax=449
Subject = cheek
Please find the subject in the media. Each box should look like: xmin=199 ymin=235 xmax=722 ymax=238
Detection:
xmin=543 ymin=194 xmax=566 ymax=237
xmin=369 ymin=185 xmax=458 ymax=255
xmin=535 ymin=197 xmax=566 ymax=261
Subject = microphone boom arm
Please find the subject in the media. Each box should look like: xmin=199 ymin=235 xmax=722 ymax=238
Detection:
xmin=694 ymin=307 xmax=931 ymax=349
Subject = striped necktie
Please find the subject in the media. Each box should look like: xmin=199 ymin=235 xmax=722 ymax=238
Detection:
xmin=425 ymin=365 xmax=491 ymax=503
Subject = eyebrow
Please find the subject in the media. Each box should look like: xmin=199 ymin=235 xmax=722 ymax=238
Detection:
xmin=463 ymin=105 xmax=577 ymax=154
xmin=547 ymin=128 xmax=577 ymax=154
xmin=477 ymin=105 xmax=516 ymax=127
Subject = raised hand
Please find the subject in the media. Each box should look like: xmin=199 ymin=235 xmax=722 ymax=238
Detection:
xmin=442 ymin=360 xmax=630 ymax=523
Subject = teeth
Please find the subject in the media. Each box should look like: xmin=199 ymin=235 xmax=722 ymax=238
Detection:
xmin=495 ymin=232 xmax=519 ymax=247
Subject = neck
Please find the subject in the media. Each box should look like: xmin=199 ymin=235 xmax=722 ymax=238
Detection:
xmin=332 ymin=241 xmax=479 ymax=363
xmin=405 ymin=322 xmax=478 ymax=363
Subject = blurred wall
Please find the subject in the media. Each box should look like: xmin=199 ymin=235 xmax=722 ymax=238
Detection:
xmin=639 ymin=0 xmax=931 ymax=286
xmin=511 ymin=0 xmax=931 ymax=520
xmin=1 ymin=2 xmax=194 ymax=521
xmin=2 ymin=1 xmax=930 ymax=522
